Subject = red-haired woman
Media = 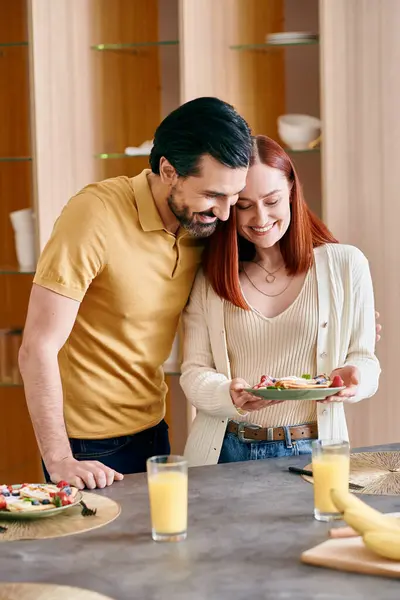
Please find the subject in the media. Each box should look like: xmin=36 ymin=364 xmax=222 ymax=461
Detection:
xmin=180 ymin=135 xmax=380 ymax=466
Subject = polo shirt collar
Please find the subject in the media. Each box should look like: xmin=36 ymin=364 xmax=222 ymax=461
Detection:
xmin=131 ymin=169 xmax=165 ymax=232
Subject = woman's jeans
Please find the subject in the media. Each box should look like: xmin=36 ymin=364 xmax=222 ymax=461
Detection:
xmin=218 ymin=424 xmax=313 ymax=463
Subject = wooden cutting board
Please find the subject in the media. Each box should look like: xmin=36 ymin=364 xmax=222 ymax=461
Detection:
xmin=301 ymin=537 xmax=400 ymax=579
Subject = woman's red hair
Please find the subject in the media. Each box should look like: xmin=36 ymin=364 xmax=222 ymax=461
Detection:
xmin=202 ymin=135 xmax=338 ymax=309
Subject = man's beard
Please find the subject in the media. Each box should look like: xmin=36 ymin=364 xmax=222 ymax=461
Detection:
xmin=167 ymin=194 xmax=219 ymax=238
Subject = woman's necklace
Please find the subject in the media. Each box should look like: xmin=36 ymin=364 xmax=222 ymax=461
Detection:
xmin=251 ymin=260 xmax=285 ymax=284
xmin=242 ymin=263 xmax=294 ymax=298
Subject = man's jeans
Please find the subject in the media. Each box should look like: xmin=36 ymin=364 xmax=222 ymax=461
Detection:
xmin=43 ymin=420 xmax=170 ymax=481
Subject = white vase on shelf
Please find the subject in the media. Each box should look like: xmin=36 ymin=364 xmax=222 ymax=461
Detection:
xmin=9 ymin=208 xmax=37 ymax=271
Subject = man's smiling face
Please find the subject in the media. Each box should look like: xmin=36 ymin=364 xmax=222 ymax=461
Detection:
xmin=166 ymin=155 xmax=248 ymax=237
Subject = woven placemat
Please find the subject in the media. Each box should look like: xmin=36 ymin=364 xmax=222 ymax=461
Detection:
xmin=0 ymin=583 xmax=114 ymax=599
xmin=302 ymin=451 xmax=400 ymax=495
xmin=0 ymin=492 xmax=120 ymax=542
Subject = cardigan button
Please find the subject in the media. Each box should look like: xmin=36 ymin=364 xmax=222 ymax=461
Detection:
xmin=320 ymin=352 xmax=328 ymax=358
xmin=322 ymin=410 xmax=328 ymax=416
xmin=322 ymin=321 xmax=328 ymax=328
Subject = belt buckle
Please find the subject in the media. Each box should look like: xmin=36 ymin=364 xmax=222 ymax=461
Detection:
xmin=237 ymin=422 xmax=262 ymax=442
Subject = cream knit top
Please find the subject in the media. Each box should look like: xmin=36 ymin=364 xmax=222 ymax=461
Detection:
xmin=224 ymin=266 xmax=318 ymax=427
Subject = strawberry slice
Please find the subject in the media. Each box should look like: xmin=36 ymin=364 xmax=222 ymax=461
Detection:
xmin=0 ymin=495 xmax=7 ymax=510
xmin=331 ymin=375 xmax=344 ymax=388
xmin=57 ymin=480 xmax=69 ymax=489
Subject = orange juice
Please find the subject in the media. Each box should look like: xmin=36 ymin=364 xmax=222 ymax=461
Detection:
xmin=148 ymin=470 xmax=188 ymax=534
xmin=312 ymin=454 xmax=350 ymax=514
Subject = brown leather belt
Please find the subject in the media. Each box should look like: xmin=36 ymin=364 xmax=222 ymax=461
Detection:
xmin=227 ymin=421 xmax=318 ymax=443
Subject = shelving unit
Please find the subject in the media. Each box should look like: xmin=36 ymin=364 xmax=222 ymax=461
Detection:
xmin=89 ymin=0 xmax=180 ymax=182
xmin=0 ymin=0 xmax=41 ymax=483
xmin=280 ymin=0 xmax=321 ymax=216
xmin=225 ymin=0 xmax=321 ymax=216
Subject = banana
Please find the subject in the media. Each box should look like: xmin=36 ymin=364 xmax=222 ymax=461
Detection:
xmin=331 ymin=489 xmax=400 ymax=561
xmin=363 ymin=530 xmax=400 ymax=561
xmin=330 ymin=489 xmax=400 ymax=533
xmin=330 ymin=488 xmax=367 ymax=513
xmin=342 ymin=508 xmax=400 ymax=536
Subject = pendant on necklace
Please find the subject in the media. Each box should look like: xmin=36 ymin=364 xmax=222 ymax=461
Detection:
xmin=265 ymin=274 xmax=276 ymax=284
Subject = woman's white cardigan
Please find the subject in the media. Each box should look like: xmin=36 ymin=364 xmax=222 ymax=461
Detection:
xmin=180 ymin=244 xmax=380 ymax=467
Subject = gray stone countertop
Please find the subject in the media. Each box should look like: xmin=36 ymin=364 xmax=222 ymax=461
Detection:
xmin=0 ymin=444 xmax=399 ymax=600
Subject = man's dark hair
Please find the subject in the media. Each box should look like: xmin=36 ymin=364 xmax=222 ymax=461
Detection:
xmin=149 ymin=97 xmax=252 ymax=177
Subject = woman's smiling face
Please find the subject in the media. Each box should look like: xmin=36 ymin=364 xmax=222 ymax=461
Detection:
xmin=235 ymin=162 xmax=292 ymax=249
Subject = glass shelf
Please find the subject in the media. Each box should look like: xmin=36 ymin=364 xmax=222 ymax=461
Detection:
xmin=230 ymin=40 xmax=318 ymax=51
xmin=0 ymin=42 xmax=28 ymax=48
xmin=91 ymin=41 xmax=179 ymax=51
xmin=0 ymin=266 xmax=35 ymax=275
xmin=95 ymin=152 xmax=150 ymax=159
xmin=0 ymin=382 xmax=23 ymax=388
xmin=0 ymin=157 xmax=32 ymax=162
xmin=286 ymin=148 xmax=320 ymax=154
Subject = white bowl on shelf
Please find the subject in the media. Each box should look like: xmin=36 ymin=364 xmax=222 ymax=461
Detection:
xmin=277 ymin=114 xmax=321 ymax=151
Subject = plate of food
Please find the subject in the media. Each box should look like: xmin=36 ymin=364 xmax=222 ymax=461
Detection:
xmin=0 ymin=482 xmax=82 ymax=520
xmin=246 ymin=374 xmax=345 ymax=401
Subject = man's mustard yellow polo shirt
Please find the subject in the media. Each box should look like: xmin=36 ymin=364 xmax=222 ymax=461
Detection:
xmin=34 ymin=170 xmax=203 ymax=438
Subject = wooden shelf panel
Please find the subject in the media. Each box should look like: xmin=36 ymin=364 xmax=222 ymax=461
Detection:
xmin=0 ymin=0 xmax=40 ymax=485
xmin=0 ymin=46 xmax=31 ymax=157
xmin=0 ymin=0 xmax=28 ymax=44
xmin=0 ymin=387 xmax=42 ymax=483
xmin=0 ymin=272 xmax=33 ymax=329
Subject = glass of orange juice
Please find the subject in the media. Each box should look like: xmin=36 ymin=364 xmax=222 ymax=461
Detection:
xmin=312 ymin=440 xmax=350 ymax=522
xmin=147 ymin=455 xmax=188 ymax=542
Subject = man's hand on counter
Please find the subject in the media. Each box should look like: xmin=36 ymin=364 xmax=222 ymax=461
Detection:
xmin=48 ymin=457 xmax=124 ymax=490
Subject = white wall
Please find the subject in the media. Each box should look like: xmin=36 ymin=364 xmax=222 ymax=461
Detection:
xmin=321 ymin=0 xmax=400 ymax=447
xmin=29 ymin=0 xmax=97 ymax=248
